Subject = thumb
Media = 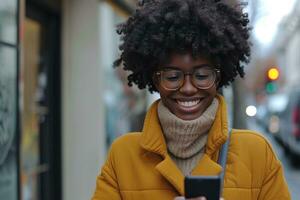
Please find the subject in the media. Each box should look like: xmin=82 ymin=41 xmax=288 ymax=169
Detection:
xmin=174 ymin=197 xmax=185 ymax=200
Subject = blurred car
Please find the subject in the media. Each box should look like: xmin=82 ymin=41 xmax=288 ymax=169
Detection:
xmin=256 ymin=94 xmax=287 ymax=134
xmin=256 ymin=104 xmax=269 ymax=131
xmin=275 ymin=90 xmax=300 ymax=165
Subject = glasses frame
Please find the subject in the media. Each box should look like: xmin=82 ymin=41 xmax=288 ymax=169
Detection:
xmin=155 ymin=66 xmax=220 ymax=91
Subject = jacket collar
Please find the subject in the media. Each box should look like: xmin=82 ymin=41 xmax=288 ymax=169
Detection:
xmin=140 ymin=94 xmax=229 ymax=195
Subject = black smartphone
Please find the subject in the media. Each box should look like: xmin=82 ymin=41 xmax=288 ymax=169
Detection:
xmin=184 ymin=176 xmax=221 ymax=200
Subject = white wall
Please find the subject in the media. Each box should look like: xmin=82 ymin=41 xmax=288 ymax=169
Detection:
xmin=285 ymin=30 xmax=300 ymax=90
xmin=62 ymin=0 xmax=106 ymax=199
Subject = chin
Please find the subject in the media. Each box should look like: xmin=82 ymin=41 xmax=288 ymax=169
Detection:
xmin=176 ymin=112 xmax=203 ymax=121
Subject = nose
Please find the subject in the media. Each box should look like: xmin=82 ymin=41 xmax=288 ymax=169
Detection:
xmin=179 ymin=75 xmax=198 ymax=95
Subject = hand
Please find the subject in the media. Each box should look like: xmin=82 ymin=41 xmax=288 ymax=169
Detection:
xmin=174 ymin=196 xmax=224 ymax=200
xmin=174 ymin=197 xmax=206 ymax=200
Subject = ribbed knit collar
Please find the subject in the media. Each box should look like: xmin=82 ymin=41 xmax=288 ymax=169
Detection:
xmin=157 ymin=98 xmax=219 ymax=159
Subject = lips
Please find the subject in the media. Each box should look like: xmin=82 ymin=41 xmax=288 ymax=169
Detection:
xmin=176 ymin=100 xmax=200 ymax=107
xmin=175 ymin=98 xmax=204 ymax=113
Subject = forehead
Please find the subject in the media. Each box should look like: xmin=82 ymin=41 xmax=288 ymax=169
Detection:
xmin=166 ymin=53 xmax=212 ymax=69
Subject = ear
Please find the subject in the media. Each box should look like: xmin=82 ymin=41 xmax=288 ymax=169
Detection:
xmin=215 ymin=72 xmax=221 ymax=88
xmin=152 ymin=73 xmax=160 ymax=89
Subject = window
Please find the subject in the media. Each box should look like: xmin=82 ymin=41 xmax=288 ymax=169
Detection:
xmin=0 ymin=0 xmax=19 ymax=200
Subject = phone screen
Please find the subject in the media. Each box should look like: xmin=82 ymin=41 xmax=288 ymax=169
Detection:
xmin=184 ymin=176 xmax=221 ymax=200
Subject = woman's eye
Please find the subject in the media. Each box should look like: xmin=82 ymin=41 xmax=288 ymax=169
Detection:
xmin=165 ymin=74 xmax=180 ymax=81
xmin=163 ymin=71 xmax=181 ymax=81
xmin=195 ymin=74 xmax=209 ymax=80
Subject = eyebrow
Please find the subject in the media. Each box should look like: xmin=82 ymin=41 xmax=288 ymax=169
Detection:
xmin=162 ymin=64 xmax=212 ymax=70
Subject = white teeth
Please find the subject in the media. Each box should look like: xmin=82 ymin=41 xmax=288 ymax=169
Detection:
xmin=177 ymin=100 xmax=200 ymax=107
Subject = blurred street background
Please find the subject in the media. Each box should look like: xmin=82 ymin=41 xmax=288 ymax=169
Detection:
xmin=0 ymin=0 xmax=300 ymax=199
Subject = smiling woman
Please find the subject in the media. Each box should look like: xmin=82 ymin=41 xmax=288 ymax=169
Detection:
xmin=153 ymin=53 xmax=219 ymax=121
xmin=91 ymin=0 xmax=291 ymax=200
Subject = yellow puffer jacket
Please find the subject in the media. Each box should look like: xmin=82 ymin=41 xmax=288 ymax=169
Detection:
xmin=92 ymin=95 xmax=290 ymax=200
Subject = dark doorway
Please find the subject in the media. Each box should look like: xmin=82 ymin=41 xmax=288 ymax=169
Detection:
xmin=21 ymin=1 xmax=61 ymax=200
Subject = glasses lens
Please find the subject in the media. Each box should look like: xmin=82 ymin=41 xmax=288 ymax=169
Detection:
xmin=193 ymin=67 xmax=216 ymax=88
xmin=161 ymin=70 xmax=183 ymax=89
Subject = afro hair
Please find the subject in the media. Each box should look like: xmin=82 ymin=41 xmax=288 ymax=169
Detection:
xmin=114 ymin=0 xmax=251 ymax=93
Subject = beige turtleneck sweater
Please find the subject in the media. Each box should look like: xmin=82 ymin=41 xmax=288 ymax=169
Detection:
xmin=157 ymin=98 xmax=219 ymax=176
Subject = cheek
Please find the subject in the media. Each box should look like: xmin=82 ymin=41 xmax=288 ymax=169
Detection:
xmin=157 ymin=89 xmax=176 ymax=108
xmin=159 ymin=91 xmax=173 ymax=103
xmin=211 ymin=89 xmax=217 ymax=97
xmin=157 ymin=85 xmax=172 ymax=98
xmin=209 ymin=84 xmax=218 ymax=95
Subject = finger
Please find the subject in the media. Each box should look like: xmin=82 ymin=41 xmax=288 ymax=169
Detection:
xmin=174 ymin=197 xmax=185 ymax=200
xmin=187 ymin=197 xmax=206 ymax=200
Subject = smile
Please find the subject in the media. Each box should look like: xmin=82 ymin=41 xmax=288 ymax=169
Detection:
xmin=176 ymin=100 xmax=200 ymax=107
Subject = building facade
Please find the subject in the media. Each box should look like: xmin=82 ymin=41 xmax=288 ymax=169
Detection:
xmin=0 ymin=0 xmax=148 ymax=200
xmin=273 ymin=0 xmax=300 ymax=92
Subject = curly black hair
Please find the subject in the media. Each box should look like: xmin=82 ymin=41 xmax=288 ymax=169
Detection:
xmin=114 ymin=0 xmax=251 ymax=93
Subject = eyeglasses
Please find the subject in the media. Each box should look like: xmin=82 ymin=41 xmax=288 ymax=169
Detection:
xmin=155 ymin=65 xmax=220 ymax=91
